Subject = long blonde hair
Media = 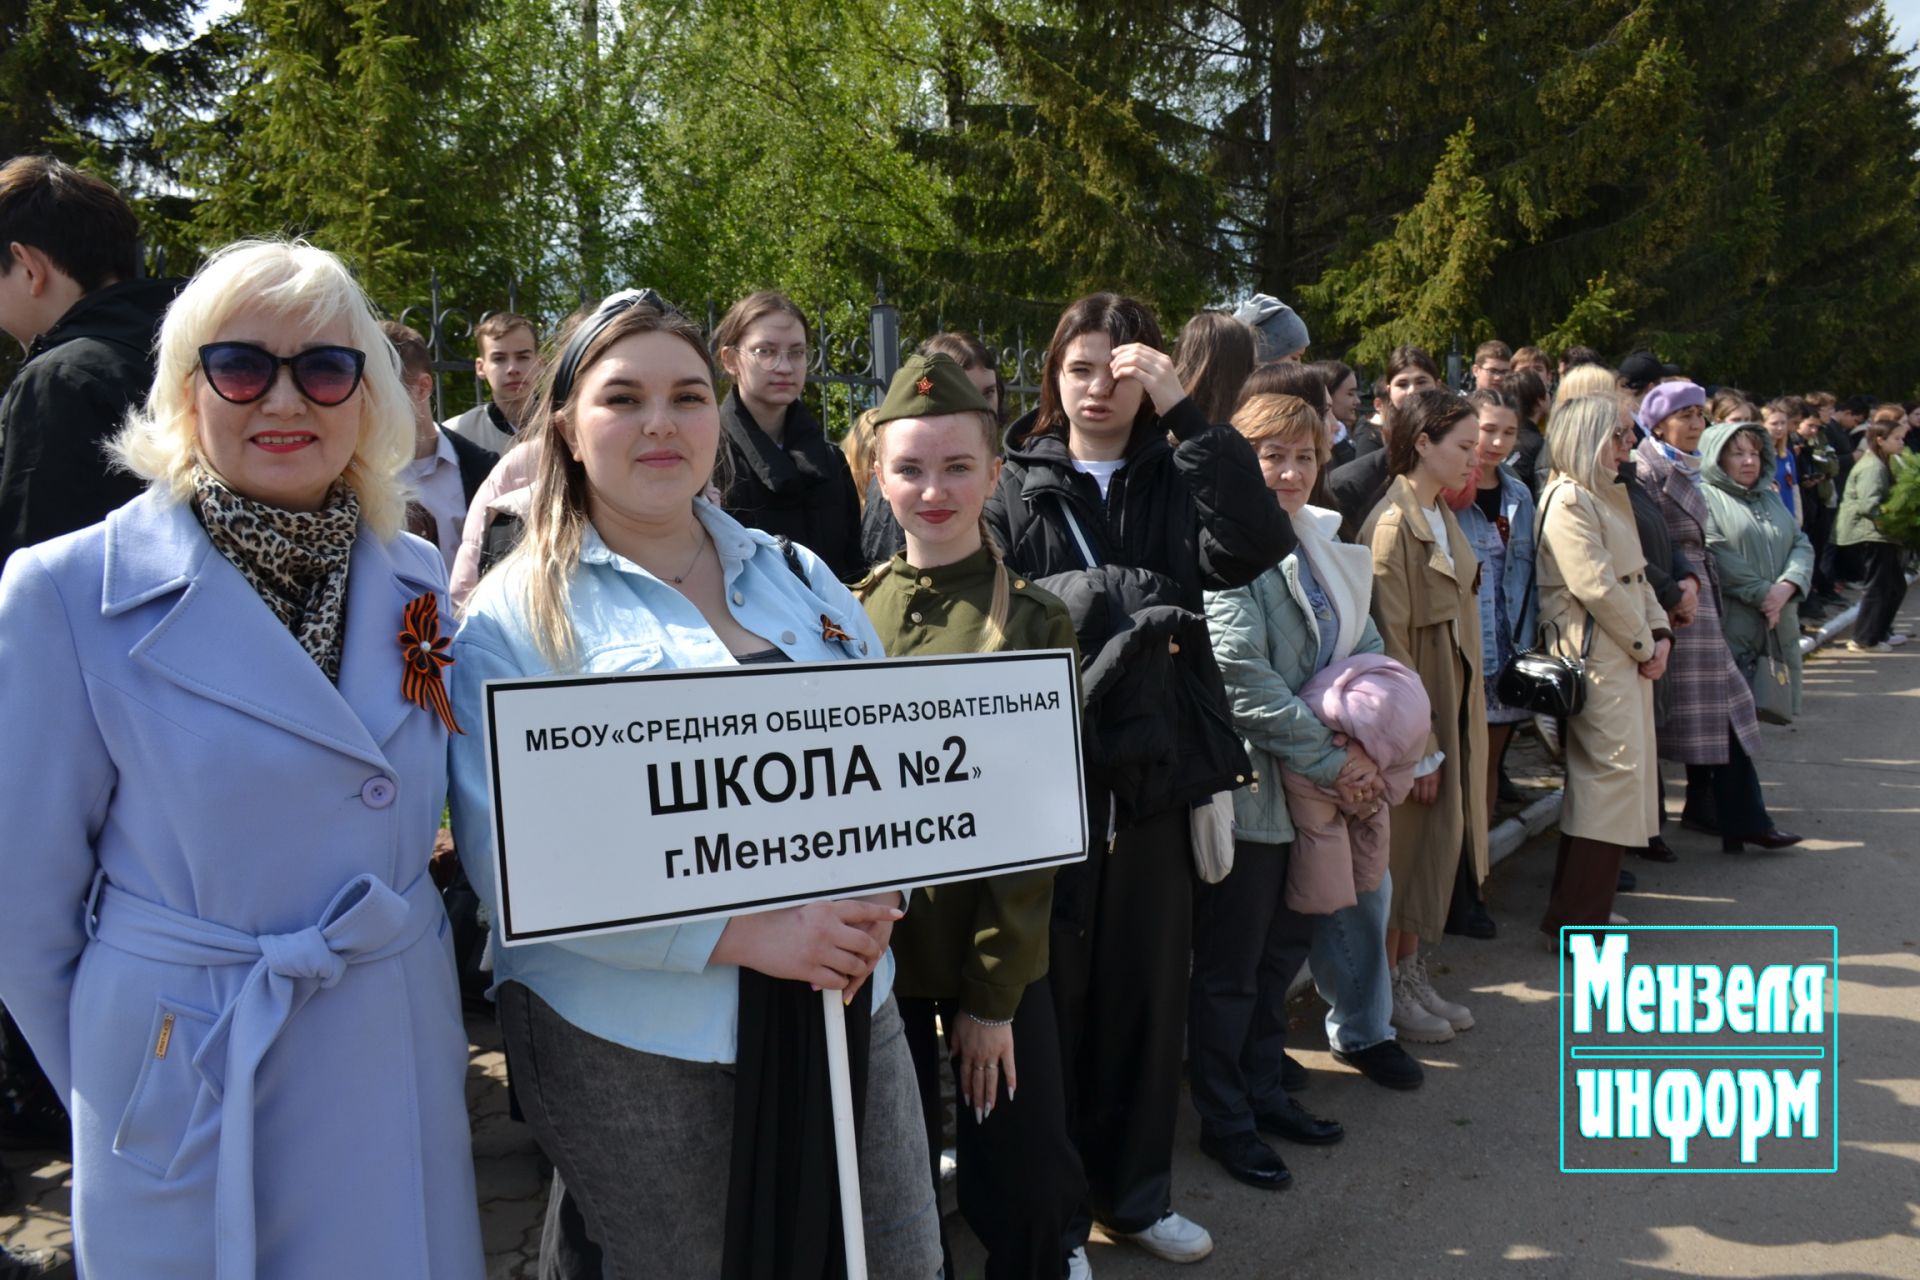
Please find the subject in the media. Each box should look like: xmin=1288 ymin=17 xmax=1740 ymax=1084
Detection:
xmin=842 ymin=407 xmax=880 ymax=512
xmin=110 ymin=239 xmax=415 ymax=537
xmin=859 ymin=408 xmax=1011 ymax=651
xmin=1545 ymin=395 xmax=1622 ymax=494
xmin=509 ymin=300 xmax=717 ymax=669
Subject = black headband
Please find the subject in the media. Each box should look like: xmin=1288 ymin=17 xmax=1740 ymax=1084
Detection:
xmin=549 ymin=287 xmax=678 ymax=406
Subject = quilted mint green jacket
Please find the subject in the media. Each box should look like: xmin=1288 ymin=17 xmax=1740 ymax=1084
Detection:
xmin=1204 ymin=507 xmax=1382 ymax=846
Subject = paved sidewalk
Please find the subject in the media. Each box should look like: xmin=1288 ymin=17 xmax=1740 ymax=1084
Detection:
xmin=5 ymin=587 xmax=1913 ymax=1277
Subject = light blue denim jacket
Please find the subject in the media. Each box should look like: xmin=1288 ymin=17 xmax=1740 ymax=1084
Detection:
xmin=448 ymin=500 xmax=892 ymax=1064
xmin=1455 ymin=465 xmax=1539 ymax=674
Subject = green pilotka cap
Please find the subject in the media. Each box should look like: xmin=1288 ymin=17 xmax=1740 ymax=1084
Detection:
xmin=873 ymin=352 xmax=993 ymax=424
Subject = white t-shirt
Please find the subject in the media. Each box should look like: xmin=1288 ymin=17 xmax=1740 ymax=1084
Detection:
xmin=1423 ymin=503 xmax=1454 ymax=569
xmin=1072 ymin=458 xmax=1125 ymax=498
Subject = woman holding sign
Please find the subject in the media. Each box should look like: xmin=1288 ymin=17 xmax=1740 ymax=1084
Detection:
xmin=858 ymin=352 xmax=1087 ymax=1279
xmin=0 ymin=240 xmax=484 ymax=1277
xmin=449 ymin=292 xmax=941 ymax=1277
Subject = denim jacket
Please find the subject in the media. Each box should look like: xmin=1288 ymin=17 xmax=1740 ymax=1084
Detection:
xmin=448 ymin=500 xmax=891 ymax=1065
xmin=1455 ymin=466 xmax=1538 ymax=673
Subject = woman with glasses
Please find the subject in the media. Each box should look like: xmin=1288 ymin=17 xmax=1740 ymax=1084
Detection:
xmin=0 ymin=239 xmax=485 ymax=1277
xmin=1634 ymin=382 xmax=1797 ymax=854
xmin=714 ymin=289 xmax=865 ymax=581
xmin=1536 ymin=396 xmax=1670 ymax=942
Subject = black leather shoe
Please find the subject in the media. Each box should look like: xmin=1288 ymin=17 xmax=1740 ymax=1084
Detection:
xmin=1722 ymin=837 xmax=1746 ymax=854
xmin=1445 ymin=899 xmax=1496 ymax=939
xmin=1749 ymin=828 xmax=1803 ymax=849
xmin=1280 ymin=1052 xmax=1309 ymax=1093
xmin=1331 ymin=1040 xmax=1424 ymax=1091
xmin=1636 ymin=836 xmax=1679 ymax=862
xmin=1616 ymin=868 xmax=1637 ymax=893
xmin=1199 ymin=1130 xmax=1293 ymax=1190
xmin=1256 ymin=1095 xmax=1345 ymax=1146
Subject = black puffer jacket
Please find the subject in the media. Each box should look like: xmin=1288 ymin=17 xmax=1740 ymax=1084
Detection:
xmin=984 ymin=397 xmax=1293 ymax=617
xmin=0 ymin=278 xmax=180 ymax=567
xmin=1325 ymin=447 xmax=1392 ymax=544
xmin=717 ymin=390 xmax=864 ymax=581
xmin=1037 ymin=565 xmax=1250 ymax=828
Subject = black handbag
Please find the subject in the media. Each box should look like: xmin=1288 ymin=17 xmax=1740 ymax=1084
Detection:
xmin=1495 ymin=483 xmax=1593 ymax=719
xmin=1497 ymin=618 xmax=1592 ymax=718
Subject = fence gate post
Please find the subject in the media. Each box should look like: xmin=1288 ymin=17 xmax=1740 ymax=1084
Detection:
xmin=869 ymin=276 xmax=900 ymax=391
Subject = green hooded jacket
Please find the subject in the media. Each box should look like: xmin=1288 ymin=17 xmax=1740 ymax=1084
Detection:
xmin=1835 ymin=449 xmax=1895 ymax=547
xmin=1701 ymin=421 xmax=1814 ymax=715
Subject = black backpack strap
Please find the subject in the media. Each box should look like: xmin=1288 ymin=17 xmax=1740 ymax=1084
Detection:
xmin=776 ymin=536 xmax=809 ymax=584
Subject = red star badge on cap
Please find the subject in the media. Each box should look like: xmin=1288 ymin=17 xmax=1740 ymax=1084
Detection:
xmin=916 ymin=377 xmax=933 ymax=395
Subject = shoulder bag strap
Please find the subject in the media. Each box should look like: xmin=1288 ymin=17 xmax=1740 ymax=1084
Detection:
xmin=1055 ymin=494 xmax=1101 ymax=569
xmin=1536 ymin=479 xmax=1597 ymax=659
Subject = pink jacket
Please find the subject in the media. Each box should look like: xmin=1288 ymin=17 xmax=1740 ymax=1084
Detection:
xmin=1280 ymin=654 xmax=1432 ymax=913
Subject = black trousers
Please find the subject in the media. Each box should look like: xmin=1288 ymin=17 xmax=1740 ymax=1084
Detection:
xmin=1050 ymin=803 xmax=1193 ymax=1238
xmin=1683 ymin=728 xmax=1772 ymax=839
xmin=1807 ymin=503 xmax=1837 ymax=596
xmin=1187 ymin=839 xmax=1317 ymax=1141
xmin=900 ymin=983 xmax=1084 ymax=1280
xmin=1853 ymin=543 xmax=1910 ymax=646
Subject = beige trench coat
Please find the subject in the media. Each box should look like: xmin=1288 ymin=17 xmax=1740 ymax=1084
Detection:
xmin=1536 ymin=476 xmax=1669 ymax=844
xmin=1363 ymin=477 xmax=1489 ymax=943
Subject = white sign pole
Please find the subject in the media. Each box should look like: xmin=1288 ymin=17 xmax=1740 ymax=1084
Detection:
xmin=822 ymin=990 xmax=868 ymax=1280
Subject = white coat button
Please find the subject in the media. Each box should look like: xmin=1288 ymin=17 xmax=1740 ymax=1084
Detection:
xmin=361 ymin=777 xmax=396 ymax=809
xmin=919 ymin=576 xmax=933 ymax=587
xmin=781 ymin=631 xmax=796 ymax=644
xmin=732 ymin=591 xmax=745 ymax=605
xmin=910 ymin=611 xmax=923 ymax=623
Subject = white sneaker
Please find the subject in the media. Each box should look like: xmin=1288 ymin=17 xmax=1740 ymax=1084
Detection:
xmin=1122 ymin=1212 xmax=1214 ymax=1264
xmin=1391 ymin=962 xmax=1456 ymax=1042
xmin=1404 ymin=953 xmax=1474 ymax=1031
xmin=1888 ymin=633 xmax=1910 ymax=646
xmin=1067 ymin=1245 xmax=1093 ymax=1279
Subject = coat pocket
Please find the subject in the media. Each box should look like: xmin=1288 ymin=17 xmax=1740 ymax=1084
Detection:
xmin=112 ymin=997 xmax=217 ymax=1179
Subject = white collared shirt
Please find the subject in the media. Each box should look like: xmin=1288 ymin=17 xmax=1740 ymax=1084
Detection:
xmin=404 ymin=429 xmax=468 ymax=572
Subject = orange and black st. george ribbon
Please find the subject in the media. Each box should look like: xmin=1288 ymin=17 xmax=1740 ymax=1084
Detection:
xmin=398 ymin=593 xmax=464 ymax=735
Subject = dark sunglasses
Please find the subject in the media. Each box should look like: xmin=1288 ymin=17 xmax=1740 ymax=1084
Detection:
xmin=198 ymin=342 xmax=367 ymax=407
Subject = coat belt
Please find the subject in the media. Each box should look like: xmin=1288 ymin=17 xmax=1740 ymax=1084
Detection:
xmin=86 ymin=870 xmax=443 ymax=1280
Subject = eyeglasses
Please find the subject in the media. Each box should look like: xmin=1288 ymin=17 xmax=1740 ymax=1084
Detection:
xmin=740 ymin=344 xmax=810 ymax=373
xmin=198 ymin=342 xmax=367 ymax=406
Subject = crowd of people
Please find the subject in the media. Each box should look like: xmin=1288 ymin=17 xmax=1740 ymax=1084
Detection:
xmin=0 ymin=154 xmax=1912 ymax=1280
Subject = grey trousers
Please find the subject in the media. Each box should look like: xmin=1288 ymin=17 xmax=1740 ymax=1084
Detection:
xmin=498 ymin=982 xmax=942 ymax=1279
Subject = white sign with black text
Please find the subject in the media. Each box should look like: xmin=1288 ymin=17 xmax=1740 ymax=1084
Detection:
xmin=484 ymin=650 xmax=1087 ymax=945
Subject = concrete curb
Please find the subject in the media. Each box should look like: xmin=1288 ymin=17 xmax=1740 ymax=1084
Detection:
xmin=1287 ymin=571 xmax=1917 ymax=1001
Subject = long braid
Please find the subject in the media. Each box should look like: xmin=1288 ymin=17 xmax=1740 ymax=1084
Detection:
xmin=980 ymin=513 xmax=1011 ymax=653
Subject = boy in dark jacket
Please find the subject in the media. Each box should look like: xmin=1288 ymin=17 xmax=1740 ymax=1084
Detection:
xmin=0 ymin=154 xmax=176 ymax=1181
xmin=0 ymin=156 xmax=177 ymax=568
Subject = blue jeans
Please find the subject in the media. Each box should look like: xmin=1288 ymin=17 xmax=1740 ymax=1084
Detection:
xmin=1309 ymin=869 xmax=1396 ymax=1053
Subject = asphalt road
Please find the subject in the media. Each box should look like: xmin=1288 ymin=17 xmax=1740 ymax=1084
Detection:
xmin=948 ymin=615 xmax=1920 ymax=1279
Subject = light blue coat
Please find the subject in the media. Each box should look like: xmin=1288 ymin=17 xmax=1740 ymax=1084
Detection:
xmin=0 ymin=489 xmax=483 ymax=1280
xmin=1454 ymin=465 xmax=1539 ymax=683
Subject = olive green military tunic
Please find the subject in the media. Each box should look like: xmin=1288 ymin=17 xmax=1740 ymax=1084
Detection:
xmin=858 ymin=547 xmax=1079 ymax=1020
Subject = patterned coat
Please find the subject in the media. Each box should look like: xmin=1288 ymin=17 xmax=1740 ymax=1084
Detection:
xmin=1634 ymin=437 xmax=1760 ymax=765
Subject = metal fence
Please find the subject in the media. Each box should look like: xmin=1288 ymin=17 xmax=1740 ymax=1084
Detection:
xmin=395 ymin=271 xmax=1049 ymax=438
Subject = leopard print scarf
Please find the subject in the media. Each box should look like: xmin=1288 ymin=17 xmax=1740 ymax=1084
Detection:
xmin=191 ymin=469 xmax=359 ymax=682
